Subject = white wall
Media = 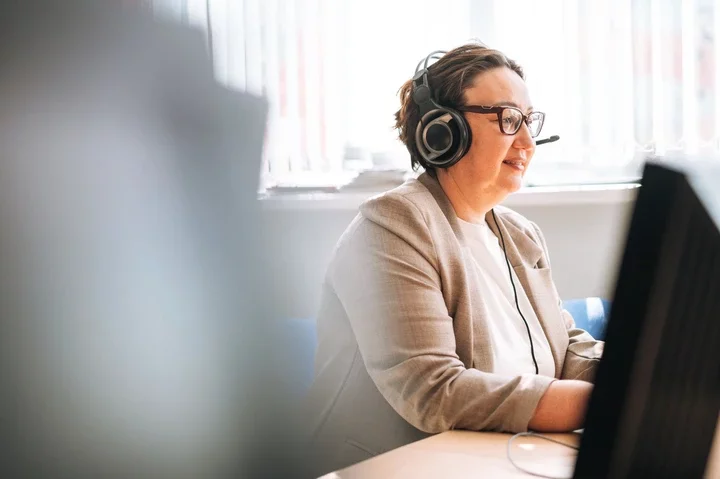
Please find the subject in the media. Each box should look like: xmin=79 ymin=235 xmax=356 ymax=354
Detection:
xmin=262 ymin=201 xmax=634 ymax=320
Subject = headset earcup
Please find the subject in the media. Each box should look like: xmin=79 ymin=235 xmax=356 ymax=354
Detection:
xmin=416 ymin=108 xmax=471 ymax=169
xmin=440 ymin=109 xmax=471 ymax=168
xmin=415 ymin=109 xmax=442 ymax=162
xmin=425 ymin=121 xmax=453 ymax=153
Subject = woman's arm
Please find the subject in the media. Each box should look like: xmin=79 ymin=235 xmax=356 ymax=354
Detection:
xmin=560 ymin=311 xmax=605 ymax=380
xmin=528 ymin=380 xmax=593 ymax=432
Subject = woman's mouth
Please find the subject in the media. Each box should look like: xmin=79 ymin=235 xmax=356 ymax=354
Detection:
xmin=502 ymin=159 xmax=526 ymax=171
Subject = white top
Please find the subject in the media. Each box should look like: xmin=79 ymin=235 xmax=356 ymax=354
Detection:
xmin=458 ymin=218 xmax=556 ymax=378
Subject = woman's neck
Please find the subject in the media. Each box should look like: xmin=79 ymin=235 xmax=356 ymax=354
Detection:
xmin=436 ymin=171 xmax=499 ymax=224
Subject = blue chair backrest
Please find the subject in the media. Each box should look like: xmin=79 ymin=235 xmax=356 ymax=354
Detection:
xmin=562 ymin=297 xmax=610 ymax=340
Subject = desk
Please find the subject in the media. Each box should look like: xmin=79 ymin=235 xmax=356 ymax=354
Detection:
xmin=324 ymin=423 xmax=720 ymax=478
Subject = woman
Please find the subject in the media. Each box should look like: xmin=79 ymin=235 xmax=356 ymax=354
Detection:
xmin=305 ymin=43 xmax=604 ymax=475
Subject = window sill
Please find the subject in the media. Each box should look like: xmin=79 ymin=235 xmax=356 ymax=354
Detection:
xmin=260 ymin=183 xmax=640 ymax=211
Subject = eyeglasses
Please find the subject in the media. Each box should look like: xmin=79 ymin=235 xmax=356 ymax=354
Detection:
xmin=456 ymin=105 xmax=545 ymax=138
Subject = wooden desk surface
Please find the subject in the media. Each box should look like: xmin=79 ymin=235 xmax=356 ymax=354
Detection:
xmin=324 ymin=431 xmax=579 ymax=478
xmin=325 ymin=422 xmax=720 ymax=478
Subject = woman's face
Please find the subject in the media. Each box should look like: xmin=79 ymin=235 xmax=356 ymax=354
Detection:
xmin=440 ymin=67 xmax=537 ymax=208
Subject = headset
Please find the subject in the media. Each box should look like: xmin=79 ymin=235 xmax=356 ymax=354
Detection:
xmin=411 ymin=50 xmax=559 ymax=170
xmin=411 ymin=50 xmax=471 ymax=169
xmin=411 ymin=49 xmax=562 ymax=374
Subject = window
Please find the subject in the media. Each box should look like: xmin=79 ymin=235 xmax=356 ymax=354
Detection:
xmin=169 ymin=0 xmax=720 ymax=188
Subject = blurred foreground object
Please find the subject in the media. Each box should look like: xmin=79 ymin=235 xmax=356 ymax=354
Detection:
xmin=0 ymin=2 xmax=301 ymax=477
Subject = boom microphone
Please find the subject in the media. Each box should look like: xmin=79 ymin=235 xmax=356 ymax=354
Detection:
xmin=536 ymin=135 xmax=560 ymax=146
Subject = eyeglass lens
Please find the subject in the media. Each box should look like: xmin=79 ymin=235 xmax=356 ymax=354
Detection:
xmin=500 ymin=109 xmax=543 ymax=137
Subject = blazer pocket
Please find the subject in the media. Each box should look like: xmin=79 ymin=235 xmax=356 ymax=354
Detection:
xmin=512 ymin=264 xmax=554 ymax=300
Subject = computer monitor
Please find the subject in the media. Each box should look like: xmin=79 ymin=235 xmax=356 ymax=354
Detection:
xmin=574 ymin=158 xmax=720 ymax=478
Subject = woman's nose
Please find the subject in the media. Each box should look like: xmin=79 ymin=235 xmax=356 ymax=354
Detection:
xmin=512 ymin=122 xmax=535 ymax=150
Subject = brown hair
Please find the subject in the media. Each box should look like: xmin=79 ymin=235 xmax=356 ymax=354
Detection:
xmin=394 ymin=42 xmax=525 ymax=174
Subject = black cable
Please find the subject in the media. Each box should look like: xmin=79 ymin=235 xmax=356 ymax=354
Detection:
xmin=506 ymin=432 xmax=578 ymax=478
xmin=491 ymin=209 xmax=539 ymax=375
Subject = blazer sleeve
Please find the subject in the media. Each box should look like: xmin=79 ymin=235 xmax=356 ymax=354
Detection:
xmin=329 ymin=193 xmax=556 ymax=434
xmin=530 ymin=222 xmax=604 ymax=382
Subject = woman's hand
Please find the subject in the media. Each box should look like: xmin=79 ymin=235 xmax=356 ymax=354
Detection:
xmin=528 ymin=380 xmax=593 ymax=432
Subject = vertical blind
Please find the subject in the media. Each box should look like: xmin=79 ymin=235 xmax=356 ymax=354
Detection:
xmin=178 ymin=0 xmax=720 ymax=186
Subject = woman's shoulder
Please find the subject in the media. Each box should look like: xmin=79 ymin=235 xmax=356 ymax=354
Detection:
xmin=328 ymin=177 xmax=441 ymax=277
xmin=328 ymin=177 xmax=443 ymax=266
xmin=358 ymin=177 xmax=438 ymax=230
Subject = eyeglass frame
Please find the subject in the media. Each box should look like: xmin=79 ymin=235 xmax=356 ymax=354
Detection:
xmin=455 ymin=105 xmax=545 ymax=138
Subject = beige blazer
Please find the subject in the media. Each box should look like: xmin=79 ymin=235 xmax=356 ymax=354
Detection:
xmin=305 ymin=173 xmax=604 ymax=475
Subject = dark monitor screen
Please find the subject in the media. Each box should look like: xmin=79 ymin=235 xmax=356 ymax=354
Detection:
xmin=574 ymin=158 xmax=720 ymax=478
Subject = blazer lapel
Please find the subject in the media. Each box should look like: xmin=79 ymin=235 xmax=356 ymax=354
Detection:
xmin=485 ymin=209 xmax=543 ymax=269
xmin=486 ymin=208 xmax=568 ymax=376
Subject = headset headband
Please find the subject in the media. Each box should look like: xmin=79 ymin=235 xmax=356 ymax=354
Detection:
xmin=412 ymin=50 xmax=447 ymax=116
xmin=414 ymin=50 xmax=447 ymax=75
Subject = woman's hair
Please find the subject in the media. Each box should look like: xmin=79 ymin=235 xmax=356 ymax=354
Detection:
xmin=394 ymin=42 xmax=525 ymax=174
